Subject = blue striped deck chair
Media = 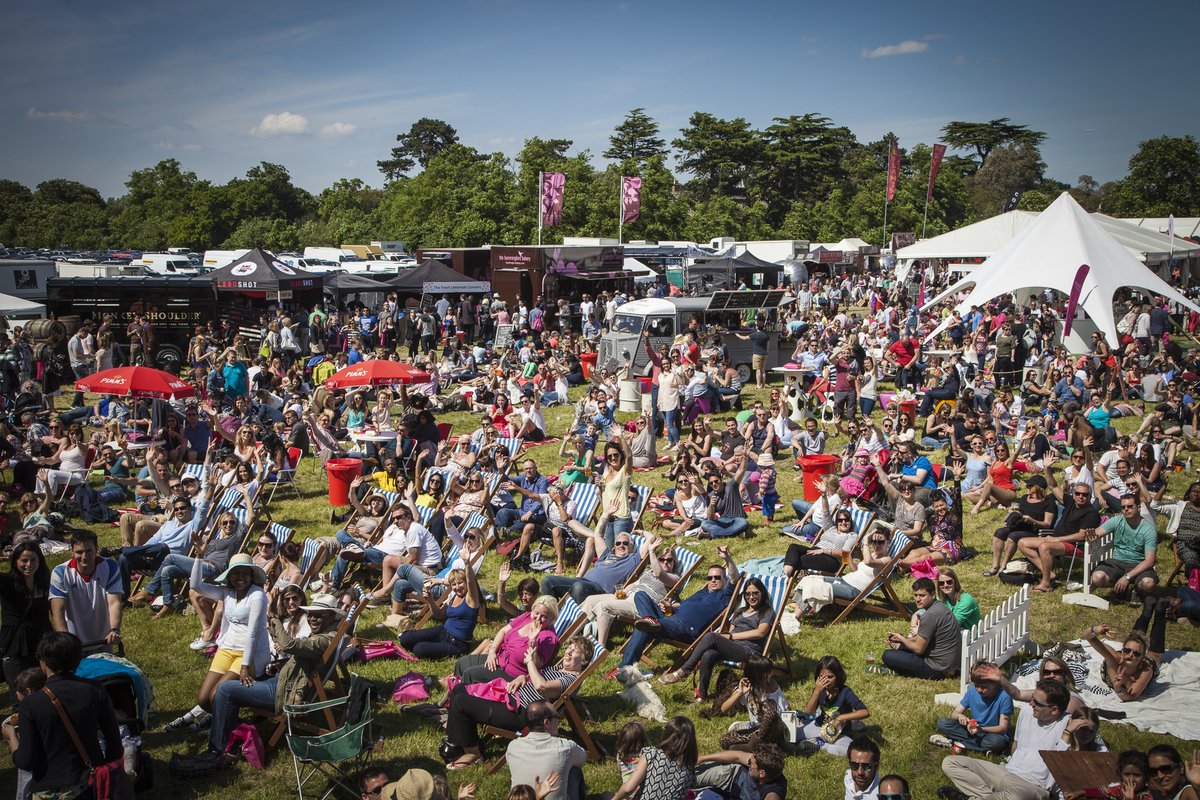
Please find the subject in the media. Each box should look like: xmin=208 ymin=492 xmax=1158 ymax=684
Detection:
xmin=439 ymin=511 xmax=493 ymax=579
xmin=181 ymin=463 xmax=208 ymax=486
xmin=567 ymin=482 xmax=601 ymax=528
xmin=829 ymin=529 xmax=914 ymax=624
xmin=416 ymin=504 xmax=436 ymax=527
xmin=482 ymin=635 xmax=607 ymax=772
xmin=498 ymin=437 xmax=524 ymax=459
xmin=710 ymin=572 xmax=795 ymax=674
xmin=295 ymin=538 xmax=328 ymax=589
xmin=630 ymin=484 xmax=652 ymax=528
xmin=554 ymin=596 xmax=586 ymax=642
xmin=422 ymin=465 xmax=459 ymax=491
xmin=668 ymin=545 xmax=704 ymax=598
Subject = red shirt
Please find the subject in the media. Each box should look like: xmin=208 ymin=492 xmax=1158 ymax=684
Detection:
xmin=887 ymin=338 xmax=919 ymax=367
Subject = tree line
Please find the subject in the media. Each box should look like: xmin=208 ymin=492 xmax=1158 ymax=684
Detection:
xmin=1 ymin=110 xmax=1197 ymax=252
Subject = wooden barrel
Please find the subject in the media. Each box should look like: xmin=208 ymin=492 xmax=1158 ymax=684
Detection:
xmin=57 ymin=315 xmax=83 ymax=336
xmin=23 ymin=319 xmax=64 ymax=341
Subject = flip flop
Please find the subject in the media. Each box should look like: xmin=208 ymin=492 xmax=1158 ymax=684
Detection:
xmin=659 ymin=670 xmax=685 ymax=685
xmin=447 ymin=757 xmax=480 ymax=770
xmin=982 ymin=568 xmax=999 ymax=577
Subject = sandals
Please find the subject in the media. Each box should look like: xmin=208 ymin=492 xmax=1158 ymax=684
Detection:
xmin=447 ymin=756 xmax=480 ymax=770
xmin=659 ymin=669 xmax=686 ymax=685
xmin=982 ymin=567 xmax=999 ymax=577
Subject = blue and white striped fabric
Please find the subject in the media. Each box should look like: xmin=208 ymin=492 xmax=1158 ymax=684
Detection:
xmin=263 ymin=520 xmax=295 ymax=547
xmin=181 ymin=463 xmax=208 ymax=485
xmin=299 ymin=538 xmax=324 ymax=573
xmin=848 ymin=505 xmax=874 ymax=536
xmin=671 ymin=546 xmax=703 ymax=594
xmin=554 ymin=596 xmax=583 ymax=639
xmin=567 ymin=482 xmax=600 ymax=527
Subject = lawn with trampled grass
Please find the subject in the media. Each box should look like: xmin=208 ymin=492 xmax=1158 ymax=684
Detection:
xmin=6 ymin=384 xmax=1199 ymax=799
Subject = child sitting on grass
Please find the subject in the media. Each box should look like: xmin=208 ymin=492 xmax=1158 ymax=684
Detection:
xmin=930 ymin=660 xmax=1013 ymax=754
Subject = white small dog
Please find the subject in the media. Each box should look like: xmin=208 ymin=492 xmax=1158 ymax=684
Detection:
xmin=614 ymin=665 xmax=667 ymax=723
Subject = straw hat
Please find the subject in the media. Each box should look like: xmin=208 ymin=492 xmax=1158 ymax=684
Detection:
xmin=298 ymin=593 xmax=346 ymax=619
xmin=213 ymin=553 xmax=267 ymax=587
xmin=383 ymin=770 xmax=435 ymax=800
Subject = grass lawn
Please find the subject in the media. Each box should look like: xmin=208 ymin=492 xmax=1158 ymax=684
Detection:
xmin=8 ymin=382 xmax=1200 ymax=799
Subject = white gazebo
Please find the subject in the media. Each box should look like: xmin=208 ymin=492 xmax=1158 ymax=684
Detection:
xmin=920 ymin=192 xmax=1200 ymax=348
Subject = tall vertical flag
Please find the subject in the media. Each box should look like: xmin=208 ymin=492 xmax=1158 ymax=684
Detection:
xmin=621 ymin=176 xmax=642 ymax=223
xmin=541 ymin=172 xmax=565 ymax=227
xmin=927 ymin=144 xmax=946 ymax=203
xmin=922 ymin=143 xmax=947 ymax=238
xmin=1063 ymin=264 xmax=1090 ymax=337
xmin=886 ymin=139 xmax=900 ymax=201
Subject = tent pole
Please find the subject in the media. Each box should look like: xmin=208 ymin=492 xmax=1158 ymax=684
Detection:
xmin=921 ymin=148 xmax=933 ymax=239
xmin=537 ymin=171 xmax=543 ymax=247
xmin=618 ymin=179 xmax=624 ymax=245
xmin=882 ymin=197 xmax=891 ymax=252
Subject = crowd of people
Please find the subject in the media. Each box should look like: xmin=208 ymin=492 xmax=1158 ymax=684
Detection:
xmin=1 ymin=265 xmax=1199 ymax=800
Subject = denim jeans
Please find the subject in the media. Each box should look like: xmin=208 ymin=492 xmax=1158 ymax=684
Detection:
xmin=663 ymin=408 xmax=680 ymax=446
xmin=618 ymin=591 xmax=697 ymax=667
xmin=330 ymin=530 xmax=386 ymax=589
xmin=935 ymin=717 xmax=1011 ymax=752
xmin=97 ymin=486 xmax=127 ymax=505
xmin=495 ymin=507 xmax=546 ymax=532
xmin=540 ymin=575 xmax=605 ymax=605
xmin=605 ymin=516 xmax=633 ymax=550
xmin=71 ymin=363 xmax=93 ymax=407
xmin=118 ymin=543 xmax=170 ymax=597
xmin=1177 ymin=586 xmax=1200 ymax=621
xmin=700 ymin=517 xmax=749 ymax=538
xmin=882 ymin=645 xmax=945 ymax=679
xmin=209 ymin=675 xmax=279 ymax=753
xmin=860 ymin=397 xmax=877 ymax=417
xmin=389 ymin=563 xmax=434 ymax=600
xmin=147 ymin=554 xmax=217 ymax=606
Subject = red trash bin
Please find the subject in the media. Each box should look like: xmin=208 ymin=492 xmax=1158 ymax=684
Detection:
xmin=580 ymin=352 xmax=598 ymax=380
xmin=326 ymin=458 xmax=363 ymax=507
xmin=638 ymin=376 xmax=653 ymax=394
xmin=799 ymin=454 xmax=840 ymax=502
xmin=899 ymin=399 xmax=919 ymax=419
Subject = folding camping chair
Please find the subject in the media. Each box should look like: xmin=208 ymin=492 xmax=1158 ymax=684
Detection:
xmin=284 ymin=674 xmax=376 ymax=800
xmin=265 ymin=446 xmax=304 ymax=505
xmin=482 ymin=636 xmax=608 ymax=774
xmin=828 ymin=529 xmax=914 ymax=624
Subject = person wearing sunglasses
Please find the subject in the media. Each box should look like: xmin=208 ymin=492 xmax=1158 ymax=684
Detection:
xmin=1019 ymin=478 xmax=1102 ymax=592
xmin=941 ymin=679 xmax=1071 ymax=800
xmin=539 ymin=524 xmax=641 ymax=606
xmin=614 ymin=547 xmax=739 ymax=674
xmin=1088 ymin=491 xmax=1159 ymax=599
xmin=973 ymin=655 xmax=1089 ymax=716
xmin=132 ymin=511 xmax=247 ymax=619
xmin=843 ymin=736 xmax=881 ymax=800
xmin=579 ymin=534 xmax=681 ymax=649
xmin=692 ymin=741 xmax=788 ymax=800
xmin=1081 ymin=596 xmax=1170 ymax=704
xmin=1146 ymin=744 xmax=1200 ymax=800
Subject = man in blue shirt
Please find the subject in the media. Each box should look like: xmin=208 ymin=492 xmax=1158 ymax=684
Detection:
xmin=614 ymin=547 xmax=739 ymax=671
xmin=114 ymin=496 xmax=200 ymax=597
xmin=182 ymin=406 xmax=211 ymax=462
xmin=495 ymin=460 xmax=549 ymax=532
xmin=220 ymin=350 xmax=249 ymax=399
xmin=540 ymin=530 xmax=641 ymax=604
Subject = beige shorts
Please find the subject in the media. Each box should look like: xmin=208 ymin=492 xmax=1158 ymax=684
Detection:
xmin=752 ymin=354 xmax=766 ymax=369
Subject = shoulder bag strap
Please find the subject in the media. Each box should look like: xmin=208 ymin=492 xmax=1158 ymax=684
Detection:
xmin=41 ymin=686 xmax=94 ymax=771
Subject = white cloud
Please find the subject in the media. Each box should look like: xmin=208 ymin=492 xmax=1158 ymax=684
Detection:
xmin=861 ymin=40 xmax=930 ymax=58
xmin=26 ymin=107 xmax=95 ymax=123
xmin=250 ymin=111 xmax=310 ymax=137
xmin=319 ymin=121 xmax=357 ymax=137
xmin=181 ymin=144 xmax=202 ymax=152
xmin=152 ymin=141 xmax=173 ymax=150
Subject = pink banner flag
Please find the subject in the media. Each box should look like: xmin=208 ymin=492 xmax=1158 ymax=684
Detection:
xmin=1063 ymin=264 xmax=1090 ymax=337
xmin=621 ymin=176 xmax=642 ymax=223
xmin=886 ymin=139 xmax=899 ymax=202
xmin=541 ymin=171 xmax=565 ymax=227
xmin=918 ymin=268 xmax=926 ymax=307
xmin=927 ymin=143 xmax=946 ymax=203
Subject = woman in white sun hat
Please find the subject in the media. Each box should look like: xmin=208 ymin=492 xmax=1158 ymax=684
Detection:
xmin=164 ymin=554 xmax=271 ymax=732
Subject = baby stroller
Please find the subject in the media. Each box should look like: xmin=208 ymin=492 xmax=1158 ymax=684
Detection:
xmin=77 ymin=652 xmax=157 ymax=790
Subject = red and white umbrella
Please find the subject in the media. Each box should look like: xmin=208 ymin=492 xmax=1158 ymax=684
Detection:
xmin=75 ymin=365 xmax=195 ymax=399
xmin=324 ymin=359 xmax=432 ymax=389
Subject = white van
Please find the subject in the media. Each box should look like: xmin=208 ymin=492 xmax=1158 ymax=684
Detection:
xmin=134 ymin=252 xmax=200 ymax=276
xmin=202 ymin=249 xmax=249 ymax=269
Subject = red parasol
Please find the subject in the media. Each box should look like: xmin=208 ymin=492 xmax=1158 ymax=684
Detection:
xmin=75 ymin=366 xmax=195 ymax=399
xmin=324 ymin=359 xmax=432 ymax=389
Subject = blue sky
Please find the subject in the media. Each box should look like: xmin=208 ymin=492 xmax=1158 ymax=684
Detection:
xmin=3 ymin=0 xmax=1196 ymax=198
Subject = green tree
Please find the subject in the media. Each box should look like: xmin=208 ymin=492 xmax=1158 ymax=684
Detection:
xmin=221 ymin=217 xmax=300 ymax=251
xmin=377 ymin=118 xmax=460 ymax=181
xmin=941 ymin=118 xmax=1047 ymax=171
xmin=672 ymin=113 xmax=764 ymax=200
xmin=603 ymin=108 xmax=667 ymax=167
xmin=0 ymin=179 xmax=34 ymax=244
xmin=32 ymin=178 xmax=105 ymax=208
xmin=110 ymin=159 xmax=214 ymax=250
xmin=1103 ymin=135 xmax=1200 ymax=217
xmin=967 ymin=142 xmax=1046 ymax=216
xmin=503 ymin=137 xmax=595 ymax=245
xmin=758 ymin=114 xmax=855 ymax=220
xmin=582 ymin=156 xmax=689 ymax=242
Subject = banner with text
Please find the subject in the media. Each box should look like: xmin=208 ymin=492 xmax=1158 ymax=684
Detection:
xmin=886 ymin=139 xmax=899 ymax=202
xmin=927 ymin=143 xmax=946 ymax=203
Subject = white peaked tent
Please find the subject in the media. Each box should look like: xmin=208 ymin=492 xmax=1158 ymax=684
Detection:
xmin=0 ymin=291 xmax=44 ymax=316
xmin=920 ymin=192 xmax=1200 ymax=347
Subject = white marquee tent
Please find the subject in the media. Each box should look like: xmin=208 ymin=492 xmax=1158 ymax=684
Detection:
xmin=920 ymin=192 xmax=1200 ymax=347
xmin=0 ymin=291 xmax=44 ymax=316
xmin=898 ymin=209 xmax=1199 ymax=263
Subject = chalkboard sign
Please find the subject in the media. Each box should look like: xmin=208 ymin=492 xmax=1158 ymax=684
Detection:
xmin=494 ymin=323 xmax=515 ymax=351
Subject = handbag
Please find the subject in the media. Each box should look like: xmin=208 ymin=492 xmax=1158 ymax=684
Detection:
xmin=223 ymin=723 xmax=265 ymax=769
xmin=465 ymin=677 xmax=517 ymax=710
xmin=41 ymin=687 xmax=134 ymax=800
xmin=359 ymin=640 xmax=405 ymax=661
xmin=391 ymin=671 xmax=432 ymax=704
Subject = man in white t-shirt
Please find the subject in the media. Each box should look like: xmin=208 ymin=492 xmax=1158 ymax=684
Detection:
xmin=941 ymin=679 xmax=1071 ymax=800
xmin=384 ymin=503 xmax=443 ymax=603
xmin=49 ymin=531 xmax=125 ymax=655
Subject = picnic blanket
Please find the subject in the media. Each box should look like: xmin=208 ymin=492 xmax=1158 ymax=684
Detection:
xmin=1013 ymin=640 xmax=1200 ymax=740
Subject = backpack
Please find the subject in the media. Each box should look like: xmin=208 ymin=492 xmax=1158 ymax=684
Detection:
xmin=75 ymin=483 xmax=119 ymax=524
